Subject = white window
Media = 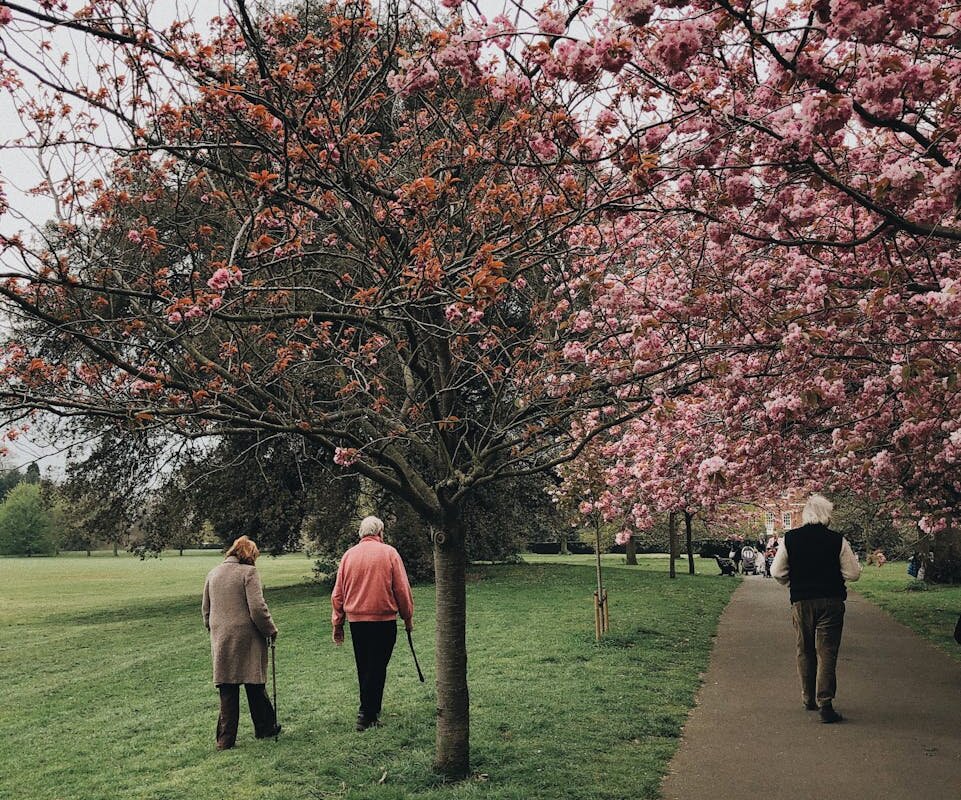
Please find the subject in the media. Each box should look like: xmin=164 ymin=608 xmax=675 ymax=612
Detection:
xmin=782 ymin=511 xmax=793 ymax=530
xmin=765 ymin=511 xmax=775 ymax=533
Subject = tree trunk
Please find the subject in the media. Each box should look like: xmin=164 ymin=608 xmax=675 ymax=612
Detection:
xmin=668 ymin=512 xmax=677 ymax=579
xmin=433 ymin=518 xmax=469 ymax=779
xmin=559 ymin=530 xmax=569 ymax=556
xmin=930 ymin=525 xmax=961 ymax=583
xmin=684 ymin=511 xmax=695 ymax=575
xmin=86 ymin=548 xmax=91 ymax=557
xmin=625 ymin=536 xmax=637 ymax=565
xmin=113 ymin=542 xmax=119 ymax=557
xmin=179 ymin=546 xmax=184 ymax=556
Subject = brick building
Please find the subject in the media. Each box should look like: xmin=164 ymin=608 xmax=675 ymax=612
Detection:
xmin=759 ymin=489 xmax=807 ymax=536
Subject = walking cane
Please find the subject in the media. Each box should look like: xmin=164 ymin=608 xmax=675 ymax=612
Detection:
xmin=406 ymin=629 xmax=425 ymax=683
xmin=270 ymin=636 xmax=279 ymax=741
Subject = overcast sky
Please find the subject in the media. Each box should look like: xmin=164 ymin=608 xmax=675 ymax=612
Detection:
xmin=0 ymin=0 xmax=228 ymax=473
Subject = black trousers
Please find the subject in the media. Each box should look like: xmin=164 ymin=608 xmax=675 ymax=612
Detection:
xmin=216 ymin=683 xmax=277 ymax=748
xmin=349 ymin=620 xmax=397 ymax=720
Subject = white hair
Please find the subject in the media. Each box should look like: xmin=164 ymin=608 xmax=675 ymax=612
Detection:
xmin=358 ymin=516 xmax=384 ymax=538
xmin=801 ymin=494 xmax=834 ymax=526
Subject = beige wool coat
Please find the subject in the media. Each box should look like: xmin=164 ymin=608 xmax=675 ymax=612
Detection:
xmin=202 ymin=556 xmax=278 ymax=685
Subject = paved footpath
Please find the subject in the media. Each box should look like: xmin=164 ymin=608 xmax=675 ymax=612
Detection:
xmin=661 ymin=576 xmax=961 ymax=800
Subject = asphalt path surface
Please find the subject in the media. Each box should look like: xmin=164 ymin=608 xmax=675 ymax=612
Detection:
xmin=660 ymin=575 xmax=961 ymax=800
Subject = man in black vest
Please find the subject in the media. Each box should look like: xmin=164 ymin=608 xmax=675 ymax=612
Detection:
xmin=770 ymin=494 xmax=861 ymax=723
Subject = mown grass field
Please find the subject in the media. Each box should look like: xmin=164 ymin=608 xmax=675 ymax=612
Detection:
xmin=0 ymin=552 xmax=735 ymax=800
xmin=854 ymin=561 xmax=961 ymax=662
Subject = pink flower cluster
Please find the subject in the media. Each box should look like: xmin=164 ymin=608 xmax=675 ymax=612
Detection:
xmin=537 ymin=9 xmax=567 ymax=36
xmin=386 ymin=57 xmax=439 ymax=97
xmin=491 ymin=71 xmax=531 ymax=103
xmin=613 ymin=0 xmax=654 ymax=27
xmin=595 ymin=34 xmax=633 ymax=74
xmin=550 ymin=39 xmax=599 ymax=84
xmin=333 ymin=447 xmax=360 ymax=467
xmin=206 ymin=267 xmax=243 ymax=291
xmin=485 ymin=15 xmax=515 ymax=50
xmin=652 ymin=20 xmax=702 ymax=73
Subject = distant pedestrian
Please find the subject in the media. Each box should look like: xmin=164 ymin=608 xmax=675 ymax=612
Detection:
xmin=202 ymin=535 xmax=280 ymax=749
xmin=771 ymin=494 xmax=861 ymax=723
xmin=731 ymin=543 xmax=743 ymax=573
xmin=331 ymin=516 xmax=414 ymax=731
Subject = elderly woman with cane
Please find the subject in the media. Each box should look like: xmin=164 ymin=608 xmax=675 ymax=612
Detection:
xmin=202 ymin=535 xmax=281 ymax=749
xmin=332 ymin=516 xmax=414 ymax=731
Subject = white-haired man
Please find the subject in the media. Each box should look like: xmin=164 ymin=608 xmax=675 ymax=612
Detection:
xmin=771 ymin=493 xmax=861 ymax=723
xmin=331 ymin=515 xmax=414 ymax=730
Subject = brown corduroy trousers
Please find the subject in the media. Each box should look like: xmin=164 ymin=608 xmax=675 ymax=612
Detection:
xmin=216 ymin=683 xmax=276 ymax=749
xmin=791 ymin=597 xmax=846 ymax=709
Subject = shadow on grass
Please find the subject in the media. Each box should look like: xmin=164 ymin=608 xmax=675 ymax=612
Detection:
xmin=46 ymin=582 xmax=324 ymax=626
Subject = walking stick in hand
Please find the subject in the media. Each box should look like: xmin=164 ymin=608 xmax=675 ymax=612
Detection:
xmin=406 ymin=629 xmax=425 ymax=683
xmin=270 ymin=636 xmax=279 ymax=740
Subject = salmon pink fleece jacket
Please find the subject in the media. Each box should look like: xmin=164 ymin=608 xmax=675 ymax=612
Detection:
xmin=331 ymin=534 xmax=414 ymax=627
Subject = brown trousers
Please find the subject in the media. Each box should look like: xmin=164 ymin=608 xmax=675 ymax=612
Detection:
xmin=216 ymin=683 xmax=276 ymax=748
xmin=791 ymin=597 xmax=845 ymax=708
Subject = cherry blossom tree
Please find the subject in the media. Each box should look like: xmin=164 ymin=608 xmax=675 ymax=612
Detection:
xmin=4 ymin=0 xmax=961 ymax=775
xmin=464 ymin=0 xmax=961 ymax=548
xmin=0 ymin=0 xmax=721 ymax=775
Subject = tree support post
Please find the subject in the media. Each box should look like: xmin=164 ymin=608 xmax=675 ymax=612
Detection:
xmin=593 ymin=517 xmax=609 ymax=639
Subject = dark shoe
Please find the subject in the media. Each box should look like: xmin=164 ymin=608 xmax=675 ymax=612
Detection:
xmin=256 ymin=724 xmax=282 ymax=739
xmin=819 ymin=705 xmax=843 ymax=724
xmin=803 ymin=701 xmax=818 ymax=711
xmin=355 ymin=714 xmax=380 ymax=731
xmin=216 ymin=742 xmax=234 ymax=750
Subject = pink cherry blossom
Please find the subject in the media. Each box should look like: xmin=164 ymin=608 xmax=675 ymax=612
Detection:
xmin=537 ymin=10 xmax=567 ymax=36
xmin=613 ymin=0 xmax=654 ymax=27
xmin=333 ymin=447 xmax=360 ymax=467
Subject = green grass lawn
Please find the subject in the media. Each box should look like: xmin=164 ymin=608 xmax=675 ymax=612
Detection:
xmin=0 ymin=553 xmax=735 ymax=800
xmin=853 ymin=561 xmax=961 ymax=662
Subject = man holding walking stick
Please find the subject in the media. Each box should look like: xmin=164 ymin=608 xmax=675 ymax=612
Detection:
xmin=331 ymin=516 xmax=415 ymax=731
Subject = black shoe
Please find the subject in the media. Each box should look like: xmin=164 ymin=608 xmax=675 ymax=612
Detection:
xmin=256 ymin=724 xmax=282 ymax=739
xmin=819 ymin=705 xmax=843 ymax=724
xmin=803 ymin=701 xmax=818 ymax=711
xmin=356 ymin=714 xmax=379 ymax=731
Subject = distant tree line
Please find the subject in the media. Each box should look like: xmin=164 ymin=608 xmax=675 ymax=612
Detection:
xmin=0 ymin=430 xmax=564 ymax=579
xmin=1 ymin=440 xmax=919 ymax=577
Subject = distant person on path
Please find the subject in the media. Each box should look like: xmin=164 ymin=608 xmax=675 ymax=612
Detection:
xmin=730 ymin=542 xmax=743 ymax=573
xmin=331 ymin=516 xmax=414 ymax=731
xmin=771 ymin=494 xmax=861 ymax=723
xmin=202 ymin=535 xmax=280 ymax=749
